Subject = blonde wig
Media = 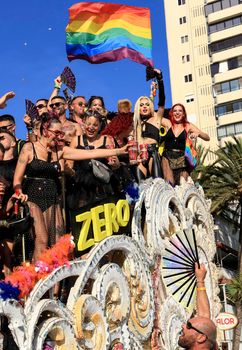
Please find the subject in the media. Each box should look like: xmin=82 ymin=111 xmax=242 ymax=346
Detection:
xmin=133 ymin=96 xmax=154 ymax=143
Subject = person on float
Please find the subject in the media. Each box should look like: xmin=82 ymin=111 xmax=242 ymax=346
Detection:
xmin=0 ymin=129 xmax=18 ymax=275
xmin=13 ymin=114 xmax=127 ymax=262
xmin=133 ymin=68 xmax=165 ymax=182
xmin=65 ymin=110 xmax=118 ymax=211
xmin=161 ymin=104 xmax=210 ymax=186
xmin=87 ymin=95 xmax=109 ymax=130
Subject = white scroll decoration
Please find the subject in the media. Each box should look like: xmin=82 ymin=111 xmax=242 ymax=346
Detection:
xmin=0 ymin=178 xmax=220 ymax=349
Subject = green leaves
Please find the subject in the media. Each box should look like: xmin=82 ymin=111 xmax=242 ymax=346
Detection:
xmin=226 ymin=274 xmax=242 ymax=304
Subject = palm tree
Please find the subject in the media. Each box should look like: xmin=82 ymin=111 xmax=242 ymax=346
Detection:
xmin=190 ymin=142 xmax=211 ymax=183
xmin=198 ymin=136 xmax=242 ymax=350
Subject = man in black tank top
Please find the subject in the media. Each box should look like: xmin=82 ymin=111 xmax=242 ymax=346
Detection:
xmin=0 ymin=129 xmax=18 ymax=276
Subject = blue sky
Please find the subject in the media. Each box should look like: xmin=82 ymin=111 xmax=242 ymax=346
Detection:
xmin=0 ymin=0 xmax=171 ymax=139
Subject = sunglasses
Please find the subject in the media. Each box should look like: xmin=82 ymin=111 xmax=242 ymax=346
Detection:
xmin=36 ymin=104 xmax=47 ymax=109
xmin=0 ymin=136 xmax=5 ymax=141
xmin=0 ymin=124 xmax=14 ymax=130
xmin=49 ymin=102 xmax=65 ymax=108
xmin=48 ymin=129 xmax=65 ymax=137
xmin=77 ymin=102 xmax=86 ymax=107
xmin=186 ymin=321 xmax=207 ymax=339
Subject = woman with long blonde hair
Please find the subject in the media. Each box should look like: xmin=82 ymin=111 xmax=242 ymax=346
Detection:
xmin=133 ymin=68 xmax=165 ymax=182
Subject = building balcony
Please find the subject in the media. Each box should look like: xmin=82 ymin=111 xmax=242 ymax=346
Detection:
xmin=211 ymin=46 xmax=242 ymax=64
xmin=207 ymin=4 xmax=242 ymax=24
xmin=209 ymin=24 xmax=242 ymax=44
xmin=213 ymin=67 xmax=242 ymax=83
xmin=217 ymin=110 xmax=242 ymax=126
xmin=216 ymin=89 xmax=242 ymax=104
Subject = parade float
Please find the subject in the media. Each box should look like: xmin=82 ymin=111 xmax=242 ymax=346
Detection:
xmin=0 ymin=177 xmax=221 ymax=349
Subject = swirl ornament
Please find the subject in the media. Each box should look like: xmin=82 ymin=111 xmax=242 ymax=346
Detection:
xmin=73 ymin=294 xmax=110 ymax=349
xmin=33 ymin=317 xmax=79 ymax=350
xmin=159 ymin=297 xmax=187 ymax=350
xmin=92 ymin=263 xmax=130 ymax=330
xmin=123 ymin=253 xmax=154 ymax=342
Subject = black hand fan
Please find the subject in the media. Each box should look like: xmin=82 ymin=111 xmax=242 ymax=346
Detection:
xmin=25 ymin=99 xmax=39 ymax=123
xmin=61 ymin=66 xmax=76 ymax=93
xmin=162 ymin=228 xmax=200 ymax=313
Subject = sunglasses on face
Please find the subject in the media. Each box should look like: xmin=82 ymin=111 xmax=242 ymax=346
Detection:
xmin=0 ymin=124 xmax=14 ymax=130
xmin=0 ymin=136 xmax=5 ymax=141
xmin=186 ymin=321 xmax=207 ymax=339
xmin=77 ymin=102 xmax=86 ymax=107
xmin=140 ymin=103 xmax=150 ymax=107
xmin=48 ymin=129 xmax=65 ymax=137
xmin=49 ymin=102 xmax=65 ymax=108
xmin=36 ymin=104 xmax=47 ymax=109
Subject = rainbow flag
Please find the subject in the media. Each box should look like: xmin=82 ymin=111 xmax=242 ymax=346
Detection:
xmin=185 ymin=137 xmax=198 ymax=170
xmin=66 ymin=2 xmax=153 ymax=66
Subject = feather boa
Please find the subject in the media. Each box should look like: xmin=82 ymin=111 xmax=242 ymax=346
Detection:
xmin=0 ymin=234 xmax=75 ymax=300
xmin=124 ymin=181 xmax=139 ymax=205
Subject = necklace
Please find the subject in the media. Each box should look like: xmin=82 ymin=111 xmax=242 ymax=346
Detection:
xmin=37 ymin=140 xmax=49 ymax=152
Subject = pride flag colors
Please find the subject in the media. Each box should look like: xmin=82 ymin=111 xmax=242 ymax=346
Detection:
xmin=66 ymin=2 xmax=153 ymax=66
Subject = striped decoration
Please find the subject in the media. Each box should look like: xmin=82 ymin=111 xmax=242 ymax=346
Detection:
xmin=185 ymin=137 xmax=198 ymax=170
xmin=66 ymin=2 xmax=153 ymax=66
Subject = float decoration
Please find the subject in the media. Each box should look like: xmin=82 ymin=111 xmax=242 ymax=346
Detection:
xmin=0 ymin=234 xmax=74 ymax=300
xmin=0 ymin=179 xmax=221 ymax=349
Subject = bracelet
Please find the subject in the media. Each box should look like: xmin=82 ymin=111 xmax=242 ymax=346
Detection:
xmin=14 ymin=185 xmax=22 ymax=196
xmin=197 ymin=287 xmax=206 ymax=291
xmin=54 ymin=84 xmax=61 ymax=89
xmin=14 ymin=184 xmax=22 ymax=191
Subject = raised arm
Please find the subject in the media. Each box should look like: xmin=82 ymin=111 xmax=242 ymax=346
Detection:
xmin=195 ymin=262 xmax=211 ymax=319
xmin=154 ymin=69 xmax=165 ymax=123
xmin=47 ymin=76 xmax=62 ymax=110
xmin=0 ymin=91 xmax=15 ymax=109
xmin=188 ymin=123 xmax=210 ymax=142
xmin=62 ymin=144 xmax=127 ymax=161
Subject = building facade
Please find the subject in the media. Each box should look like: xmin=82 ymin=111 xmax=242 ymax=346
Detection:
xmin=164 ymin=0 xmax=242 ymax=153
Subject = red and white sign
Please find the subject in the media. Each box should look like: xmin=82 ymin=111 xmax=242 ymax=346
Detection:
xmin=215 ymin=312 xmax=238 ymax=330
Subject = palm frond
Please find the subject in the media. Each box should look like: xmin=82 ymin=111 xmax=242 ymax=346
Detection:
xmin=226 ymin=274 xmax=242 ymax=303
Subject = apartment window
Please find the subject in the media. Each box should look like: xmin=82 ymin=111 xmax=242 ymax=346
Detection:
xmin=181 ymin=35 xmax=188 ymax=43
xmin=205 ymin=0 xmax=241 ymax=16
xmin=209 ymin=34 xmax=242 ymax=53
xmin=179 ymin=16 xmax=187 ymax=24
xmin=182 ymin=54 xmax=190 ymax=63
xmin=220 ymin=81 xmax=230 ymax=94
xmin=186 ymin=94 xmax=194 ymax=103
xmin=211 ymin=56 xmax=242 ymax=77
xmin=230 ymin=79 xmax=241 ymax=91
xmin=235 ymin=122 xmax=242 ymax=133
xmin=217 ymin=122 xmax=242 ymax=139
xmin=216 ymin=99 xmax=242 ymax=117
xmin=184 ymin=74 xmax=193 ymax=82
xmin=178 ymin=0 xmax=185 ymax=5
xmin=208 ymin=15 xmax=242 ymax=34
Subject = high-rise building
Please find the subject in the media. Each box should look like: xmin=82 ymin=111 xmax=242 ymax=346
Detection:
xmin=163 ymin=0 xmax=242 ymax=153
xmin=206 ymin=0 xmax=242 ymax=146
